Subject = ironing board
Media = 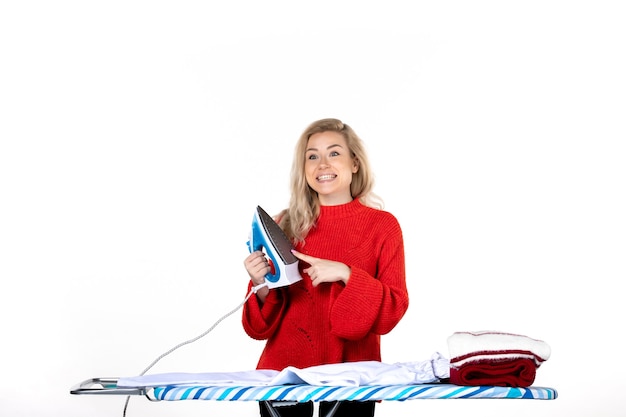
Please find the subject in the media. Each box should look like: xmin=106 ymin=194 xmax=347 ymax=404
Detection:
xmin=71 ymin=334 xmax=557 ymax=416
xmin=71 ymin=377 xmax=557 ymax=417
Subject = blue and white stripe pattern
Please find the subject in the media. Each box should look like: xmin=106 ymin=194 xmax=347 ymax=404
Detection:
xmin=150 ymin=384 xmax=557 ymax=402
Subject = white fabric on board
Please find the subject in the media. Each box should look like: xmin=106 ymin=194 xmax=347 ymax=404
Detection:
xmin=117 ymin=352 xmax=450 ymax=388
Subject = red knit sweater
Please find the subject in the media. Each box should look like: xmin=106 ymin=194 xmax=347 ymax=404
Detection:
xmin=242 ymin=199 xmax=409 ymax=371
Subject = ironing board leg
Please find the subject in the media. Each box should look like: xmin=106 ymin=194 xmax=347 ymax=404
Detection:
xmin=261 ymin=400 xmax=342 ymax=417
xmin=261 ymin=400 xmax=343 ymax=417
xmin=262 ymin=401 xmax=283 ymax=417
xmin=321 ymin=401 xmax=342 ymax=417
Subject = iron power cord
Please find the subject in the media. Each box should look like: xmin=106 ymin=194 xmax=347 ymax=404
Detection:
xmin=122 ymin=282 xmax=268 ymax=417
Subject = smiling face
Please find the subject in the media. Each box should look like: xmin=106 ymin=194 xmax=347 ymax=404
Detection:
xmin=304 ymin=131 xmax=359 ymax=206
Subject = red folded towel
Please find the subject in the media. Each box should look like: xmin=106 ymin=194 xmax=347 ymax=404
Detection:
xmin=449 ymin=357 xmax=537 ymax=387
xmin=447 ymin=331 xmax=551 ymax=387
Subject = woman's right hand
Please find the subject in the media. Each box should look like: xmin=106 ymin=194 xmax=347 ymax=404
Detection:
xmin=244 ymin=250 xmax=271 ymax=302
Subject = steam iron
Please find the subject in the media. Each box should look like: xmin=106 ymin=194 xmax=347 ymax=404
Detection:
xmin=247 ymin=206 xmax=303 ymax=289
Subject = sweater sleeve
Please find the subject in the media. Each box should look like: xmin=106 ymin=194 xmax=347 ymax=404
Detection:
xmin=329 ymin=217 xmax=409 ymax=340
xmin=242 ymin=282 xmax=288 ymax=340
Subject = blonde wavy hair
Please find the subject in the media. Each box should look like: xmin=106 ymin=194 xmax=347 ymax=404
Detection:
xmin=278 ymin=118 xmax=383 ymax=244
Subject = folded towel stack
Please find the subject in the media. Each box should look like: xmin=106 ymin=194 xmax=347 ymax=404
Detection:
xmin=447 ymin=331 xmax=551 ymax=387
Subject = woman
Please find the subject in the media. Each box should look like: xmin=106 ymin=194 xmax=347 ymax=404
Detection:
xmin=243 ymin=118 xmax=409 ymax=417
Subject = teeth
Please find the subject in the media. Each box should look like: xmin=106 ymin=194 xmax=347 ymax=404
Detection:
xmin=317 ymin=174 xmax=335 ymax=181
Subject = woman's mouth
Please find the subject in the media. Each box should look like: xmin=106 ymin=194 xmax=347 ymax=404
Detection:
xmin=317 ymin=174 xmax=336 ymax=181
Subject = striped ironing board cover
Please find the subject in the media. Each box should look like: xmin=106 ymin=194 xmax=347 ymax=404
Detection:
xmin=149 ymin=383 xmax=557 ymax=402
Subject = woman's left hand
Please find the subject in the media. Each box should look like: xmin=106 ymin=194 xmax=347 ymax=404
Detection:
xmin=291 ymin=249 xmax=351 ymax=287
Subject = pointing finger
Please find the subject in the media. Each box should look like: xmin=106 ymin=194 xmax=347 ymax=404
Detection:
xmin=291 ymin=249 xmax=317 ymax=264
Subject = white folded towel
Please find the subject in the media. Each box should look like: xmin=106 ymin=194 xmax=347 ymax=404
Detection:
xmin=447 ymin=330 xmax=551 ymax=367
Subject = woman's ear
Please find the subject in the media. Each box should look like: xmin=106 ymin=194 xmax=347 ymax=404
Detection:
xmin=352 ymin=157 xmax=359 ymax=173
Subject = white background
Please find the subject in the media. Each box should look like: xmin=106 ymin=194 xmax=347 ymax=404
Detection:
xmin=1 ymin=1 xmax=625 ymax=416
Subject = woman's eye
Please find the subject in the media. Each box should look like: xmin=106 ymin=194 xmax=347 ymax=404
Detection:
xmin=307 ymin=154 xmax=318 ymax=160
xmin=330 ymin=151 xmax=340 ymax=157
